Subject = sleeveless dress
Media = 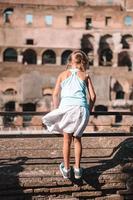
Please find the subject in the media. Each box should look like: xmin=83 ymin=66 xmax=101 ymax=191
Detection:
xmin=42 ymin=68 xmax=90 ymax=137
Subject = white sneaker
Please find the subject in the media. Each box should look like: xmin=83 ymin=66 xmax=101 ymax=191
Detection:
xmin=74 ymin=167 xmax=83 ymax=179
xmin=59 ymin=163 xmax=71 ymax=179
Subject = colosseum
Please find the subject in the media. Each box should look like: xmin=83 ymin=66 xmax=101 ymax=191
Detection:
xmin=0 ymin=0 xmax=133 ymax=131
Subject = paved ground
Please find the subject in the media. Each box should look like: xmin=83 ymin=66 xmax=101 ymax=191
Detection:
xmin=0 ymin=133 xmax=132 ymax=199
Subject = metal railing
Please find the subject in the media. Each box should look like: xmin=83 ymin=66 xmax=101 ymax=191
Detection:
xmin=0 ymin=111 xmax=132 ymax=136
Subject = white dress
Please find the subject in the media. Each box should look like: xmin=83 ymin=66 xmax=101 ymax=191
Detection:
xmin=42 ymin=68 xmax=90 ymax=137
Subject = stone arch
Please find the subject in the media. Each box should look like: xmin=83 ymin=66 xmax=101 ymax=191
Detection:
xmin=121 ymin=34 xmax=132 ymax=49
xmin=61 ymin=50 xmax=72 ymax=65
xmin=3 ymin=48 xmax=17 ymax=62
xmin=3 ymin=8 xmax=14 ymax=23
xmin=3 ymin=88 xmax=17 ymax=95
xmin=119 ymin=34 xmax=133 ymax=70
xmin=113 ymin=81 xmax=125 ymax=99
xmin=42 ymin=49 xmax=56 ymax=64
xmin=81 ymin=34 xmax=94 ymax=65
xmin=3 ymin=8 xmax=14 ymax=13
xmin=118 ymin=51 xmax=132 ymax=70
xmin=22 ymin=49 xmax=37 ymax=64
xmin=98 ymin=34 xmax=113 ymax=66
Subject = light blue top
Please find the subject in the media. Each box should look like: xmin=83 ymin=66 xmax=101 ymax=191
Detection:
xmin=59 ymin=68 xmax=89 ymax=109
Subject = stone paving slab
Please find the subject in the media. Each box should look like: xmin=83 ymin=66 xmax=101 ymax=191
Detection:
xmin=0 ymin=135 xmax=132 ymax=199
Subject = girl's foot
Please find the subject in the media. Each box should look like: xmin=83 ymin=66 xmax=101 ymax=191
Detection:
xmin=74 ymin=167 xmax=83 ymax=179
xmin=59 ymin=163 xmax=71 ymax=179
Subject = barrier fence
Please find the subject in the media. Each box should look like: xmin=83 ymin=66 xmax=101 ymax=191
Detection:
xmin=0 ymin=111 xmax=132 ymax=135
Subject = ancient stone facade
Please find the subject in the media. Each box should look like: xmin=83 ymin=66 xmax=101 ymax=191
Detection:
xmin=0 ymin=0 xmax=133 ymax=130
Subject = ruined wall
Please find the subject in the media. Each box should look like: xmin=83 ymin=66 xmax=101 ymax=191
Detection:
xmin=0 ymin=0 xmax=133 ymax=130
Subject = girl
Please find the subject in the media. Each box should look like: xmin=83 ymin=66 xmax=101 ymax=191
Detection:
xmin=42 ymin=50 xmax=96 ymax=179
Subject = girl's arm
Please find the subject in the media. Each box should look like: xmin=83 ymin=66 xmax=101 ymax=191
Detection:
xmin=52 ymin=74 xmax=62 ymax=109
xmin=87 ymin=76 xmax=96 ymax=112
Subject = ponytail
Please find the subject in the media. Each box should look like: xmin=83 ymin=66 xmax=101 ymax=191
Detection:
xmin=66 ymin=50 xmax=89 ymax=71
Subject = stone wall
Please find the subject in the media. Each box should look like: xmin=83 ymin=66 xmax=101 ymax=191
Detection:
xmin=0 ymin=63 xmax=133 ymax=130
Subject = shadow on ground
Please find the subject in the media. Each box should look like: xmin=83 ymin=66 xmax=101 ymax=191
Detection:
xmin=70 ymin=138 xmax=133 ymax=191
xmin=0 ymin=156 xmax=31 ymax=200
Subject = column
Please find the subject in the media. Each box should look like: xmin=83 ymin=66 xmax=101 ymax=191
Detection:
xmin=56 ymin=49 xmax=62 ymax=65
xmin=112 ymin=33 xmax=121 ymax=67
xmin=56 ymin=55 xmax=61 ymax=65
xmin=0 ymin=54 xmax=2 ymax=62
xmin=128 ymin=41 xmax=133 ymax=71
xmin=37 ymin=49 xmax=43 ymax=65
xmin=37 ymin=55 xmax=42 ymax=65
xmin=15 ymin=102 xmax=22 ymax=112
xmin=93 ymin=33 xmax=100 ymax=67
xmin=17 ymin=49 xmax=23 ymax=63
xmin=0 ymin=48 xmax=3 ymax=62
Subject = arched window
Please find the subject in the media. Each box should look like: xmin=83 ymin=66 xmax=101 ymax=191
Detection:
xmin=81 ymin=34 xmax=94 ymax=53
xmin=3 ymin=88 xmax=17 ymax=95
xmin=118 ymin=51 xmax=132 ymax=70
xmin=98 ymin=34 xmax=113 ymax=66
xmin=3 ymin=8 xmax=13 ymax=23
xmin=23 ymin=49 xmax=37 ymax=64
xmin=121 ymin=34 xmax=132 ymax=49
xmin=42 ymin=50 xmax=56 ymax=64
xmin=113 ymin=81 xmax=125 ymax=99
xmin=61 ymin=50 xmax=72 ymax=65
xmin=80 ymin=34 xmax=94 ymax=66
xmin=3 ymin=48 xmax=17 ymax=62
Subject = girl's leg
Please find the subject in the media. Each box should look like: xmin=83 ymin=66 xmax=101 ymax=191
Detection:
xmin=73 ymin=137 xmax=82 ymax=169
xmin=63 ymin=133 xmax=73 ymax=170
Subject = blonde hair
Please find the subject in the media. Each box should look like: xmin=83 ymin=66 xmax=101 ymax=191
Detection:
xmin=66 ymin=50 xmax=89 ymax=71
